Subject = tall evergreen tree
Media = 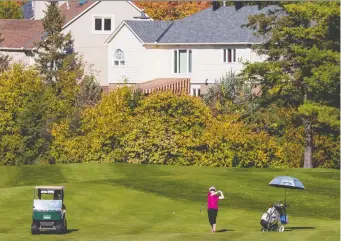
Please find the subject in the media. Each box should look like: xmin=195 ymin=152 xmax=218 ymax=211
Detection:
xmin=242 ymin=2 xmax=340 ymax=168
xmin=34 ymin=1 xmax=74 ymax=84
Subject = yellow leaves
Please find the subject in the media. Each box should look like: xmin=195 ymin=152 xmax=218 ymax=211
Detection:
xmin=50 ymin=87 xmax=135 ymax=164
xmin=275 ymin=149 xmax=283 ymax=159
xmin=201 ymin=113 xmax=295 ymax=167
xmin=48 ymin=86 xmax=337 ymax=168
xmin=123 ymin=91 xmax=211 ymax=165
xmin=0 ymin=65 xmax=41 ymax=134
xmin=134 ymin=2 xmax=211 ymax=20
xmin=268 ymin=85 xmax=281 ymax=95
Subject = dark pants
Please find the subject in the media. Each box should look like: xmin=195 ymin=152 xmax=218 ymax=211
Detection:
xmin=208 ymin=208 xmax=218 ymax=227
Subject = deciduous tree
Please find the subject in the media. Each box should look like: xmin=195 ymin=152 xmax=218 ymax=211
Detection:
xmin=123 ymin=91 xmax=211 ymax=165
xmin=50 ymin=86 xmax=134 ymax=163
xmin=0 ymin=1 xmax=23 ymax=19
xmin=134 ymin=1 xmax=211 ymax=20
xmin=0 ymin=65 xmax=42 ymax=165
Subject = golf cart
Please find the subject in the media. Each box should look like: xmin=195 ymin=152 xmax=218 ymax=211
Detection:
xmin=31 ymin=186 xmax=67 ymax=234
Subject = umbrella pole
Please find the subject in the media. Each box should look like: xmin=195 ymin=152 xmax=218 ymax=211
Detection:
xmin=284 ymin=188 xmax=286 ymax=206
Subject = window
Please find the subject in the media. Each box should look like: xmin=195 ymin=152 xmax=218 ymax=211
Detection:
xmin=191 ymin=85 xmax=201 ymax=97
xmin=173 ymin=50 xmax=192 ymax=74
xmin=95 ymin=18 xmax=102 ymax=31
xmin=93 ymin=16 xmax=113 ymax=33
xmin=223 ymin=49 xmax=237 ymax=63
xmin=113 ymin=49 xmax=125 ymax=67
xmin=104 ymin=19 xmax=111 ymax=31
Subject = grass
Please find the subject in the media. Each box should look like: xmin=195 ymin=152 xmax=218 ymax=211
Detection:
xmin=0 ymin=163 xmax=339 ymax=241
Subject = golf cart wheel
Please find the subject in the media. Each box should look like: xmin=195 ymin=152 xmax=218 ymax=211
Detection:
xmin=56 ymin=222 xmax=63 ymax=234
xmin=31 ymin=222 xmax=39 ymax=235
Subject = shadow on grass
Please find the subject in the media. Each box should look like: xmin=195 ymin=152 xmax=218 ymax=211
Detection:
xmin=66 ymin=229 xmax=80 ymax=234
xmin=216 ymin=229 xmax=233 ymax=232
xmin=88 ymin=164 xmax=340 ymax=220
xmin=37 ymin=229 xmax=79 ymax=235
xmin=16 ymin=165 xmax=67 ymax=187
xmin=285 ymin=227 xmax=316 ymax=231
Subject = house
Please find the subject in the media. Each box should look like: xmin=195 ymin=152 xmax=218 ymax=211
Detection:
xmin=105 ymin=4 xmax=274 ymax=95
xmin=0 ymin=0 xmax=150 ymax=88
xmin=0 ymin=19 xmax=43 ymax=66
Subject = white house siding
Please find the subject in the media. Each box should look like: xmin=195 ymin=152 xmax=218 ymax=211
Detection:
xmin=150 ymin=45 xmax=252 ymax=85
xmin=1 ymin=50 xmax=35 ymax=66
xmin=250 ymin=48 xmax=265 ymax=63
xmin=107 ymin=25 xmax=148 ymax=84
xmin=62 ymin=1 xmax=142 ymax=87
xmin=108 ymin=38 xmax=259 ymax=87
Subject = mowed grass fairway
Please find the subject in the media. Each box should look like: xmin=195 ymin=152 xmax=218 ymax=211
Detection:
xmin=0 ymin=163 xmax=339 ymax=241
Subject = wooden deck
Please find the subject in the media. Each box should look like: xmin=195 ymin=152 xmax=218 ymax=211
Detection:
xmin=133 ymin=78 xmax=191 ymax=94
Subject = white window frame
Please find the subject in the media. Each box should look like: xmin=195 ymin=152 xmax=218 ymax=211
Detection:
xmin=92 ymin=15 xmax=115 ymax=34
xmin=173 ymin=49 xmax=192 ymax=74
xmin=112 ymin=48 xmax=125 ymax=67
xmin=223 ymin=48 xmax=237 ymax=63
xmin=190 ymin=84 xmax=201 ymax=97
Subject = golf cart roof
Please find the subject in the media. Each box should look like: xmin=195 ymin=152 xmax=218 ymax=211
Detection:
xmin=34 ymin=186 xmax=65 ymax=190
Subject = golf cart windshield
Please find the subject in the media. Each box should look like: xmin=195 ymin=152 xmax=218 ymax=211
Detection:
xmin=33 ymin=200 xmax=62 ymax=211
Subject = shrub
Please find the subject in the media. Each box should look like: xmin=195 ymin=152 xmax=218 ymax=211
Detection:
xmin=123 ymin=91 xmax=211 ymax=165
xmin=50 ymin=86 xmax=134 ymax=163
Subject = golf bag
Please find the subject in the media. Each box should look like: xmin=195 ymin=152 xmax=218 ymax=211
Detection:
xmin=260 ymin=203 xmax=287 ymax=232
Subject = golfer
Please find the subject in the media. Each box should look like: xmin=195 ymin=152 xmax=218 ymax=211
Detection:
xmin=207 ymin=186 xmax=224 ymax=232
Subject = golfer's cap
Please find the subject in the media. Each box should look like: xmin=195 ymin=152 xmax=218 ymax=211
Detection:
xmin=209 ymin=186 xmax=216 ymax=191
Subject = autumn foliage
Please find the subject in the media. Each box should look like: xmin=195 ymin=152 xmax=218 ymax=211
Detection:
xmin=0 ymin=67 xmax=338 ymax=168
xmin=48 ymin=88 xmax=338 ymax=168
xmin=0 ymin=2 xmax=339 ymax=168
xmin=0 ymin=1 xmax=23 ymax=19
xmin=134 ymin=1 xmax=211 ymax=20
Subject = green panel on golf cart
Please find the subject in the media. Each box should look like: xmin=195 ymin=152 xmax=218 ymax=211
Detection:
xmin=33 ymin=210 xmax=63 ymax=221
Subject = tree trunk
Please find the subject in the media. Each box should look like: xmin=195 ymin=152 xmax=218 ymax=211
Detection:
xmin=303 ymin=118 xmax=313 ymax=168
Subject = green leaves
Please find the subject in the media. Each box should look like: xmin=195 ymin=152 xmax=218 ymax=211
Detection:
xmin=242 ymin=2 xmax=340 ymax=167
xmin=203 ymin=71 xmax=253 ymax=116
xmin=298 ymin=103 xmax=340 ymax=129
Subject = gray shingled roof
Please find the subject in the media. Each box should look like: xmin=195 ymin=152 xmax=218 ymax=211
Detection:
xmin=124 ymin=20 xmax=173 ymax=43
xmin=124 ymin=5 xmax=281 ymax=44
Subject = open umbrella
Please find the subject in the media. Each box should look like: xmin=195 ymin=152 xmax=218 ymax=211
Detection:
xmin=269 ymin=176 xmax=304 ymax=205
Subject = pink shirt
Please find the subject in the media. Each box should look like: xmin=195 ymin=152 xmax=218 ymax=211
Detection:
xmin=207 ymin=192 xmax=219 ymax=209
